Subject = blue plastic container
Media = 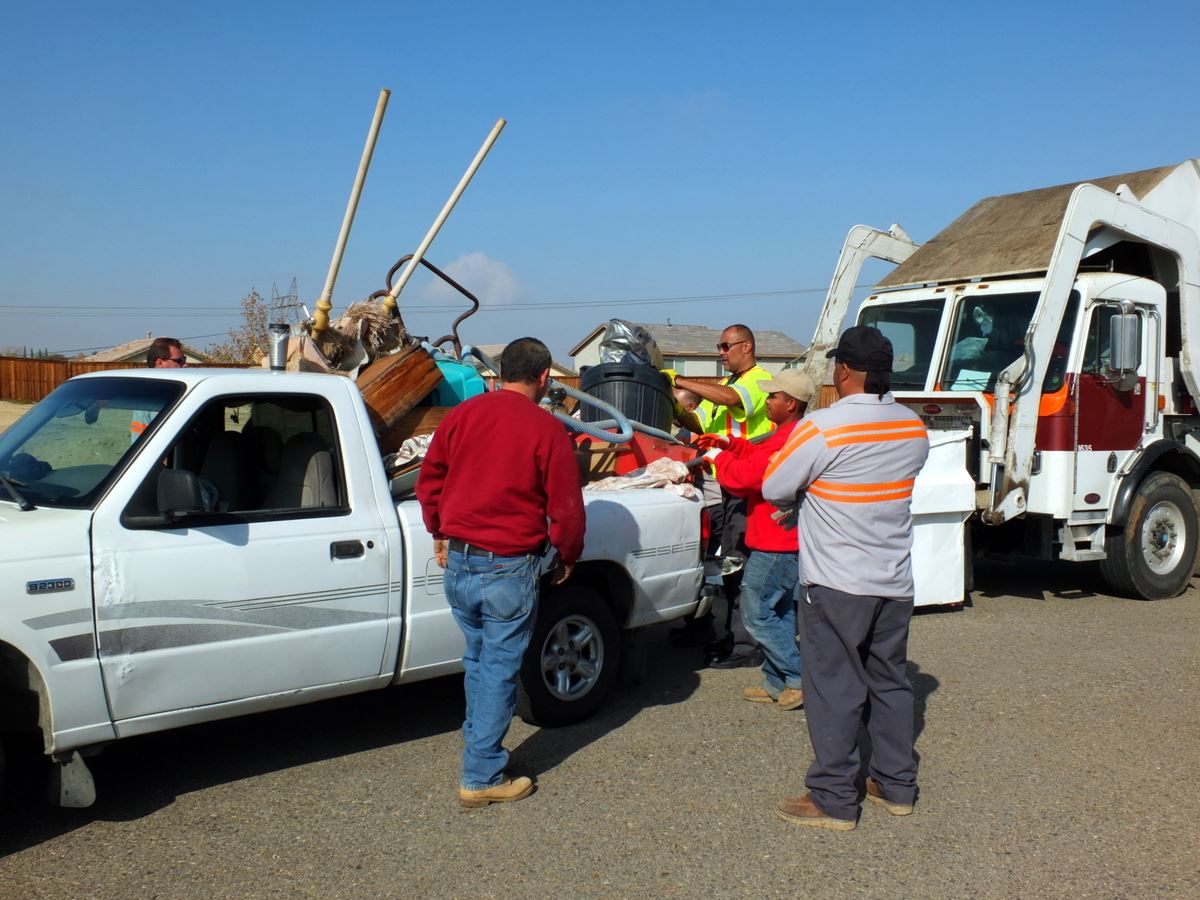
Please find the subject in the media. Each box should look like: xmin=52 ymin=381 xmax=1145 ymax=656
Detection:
xmin=429 ymin=359 xmax=486 ymax=406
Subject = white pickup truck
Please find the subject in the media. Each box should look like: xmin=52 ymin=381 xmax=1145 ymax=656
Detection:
xmin=0 ymin=368 xmax=705 ymax=806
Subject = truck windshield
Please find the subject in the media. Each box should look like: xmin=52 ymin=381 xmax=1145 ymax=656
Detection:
xmin=860 ymin=299 xmax=945 ymax=390
xmin=0 ymin=377 xmax=183 ymax=509
xmin=941 ymin=291 xmax=1079 ymax=393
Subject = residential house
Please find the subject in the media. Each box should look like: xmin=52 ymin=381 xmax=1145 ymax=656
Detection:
xmin=83 ymin=336 xmax=211 ymax=366
xmin=466 ymin=343 xmax=577 ymax=379
xmin=569 ymin=322 xmax=805 ymax=377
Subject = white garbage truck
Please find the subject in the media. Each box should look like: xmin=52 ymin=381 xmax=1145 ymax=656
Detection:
xmin=799 ymin=159 xmax=1200 ymax=601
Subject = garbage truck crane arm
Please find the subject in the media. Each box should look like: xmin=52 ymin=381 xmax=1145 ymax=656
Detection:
xmin=798 ymin=224 xmax=919 ymax=397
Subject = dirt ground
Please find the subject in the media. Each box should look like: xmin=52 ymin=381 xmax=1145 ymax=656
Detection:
xmin=0 ymin=400 xmax=30 ymax=433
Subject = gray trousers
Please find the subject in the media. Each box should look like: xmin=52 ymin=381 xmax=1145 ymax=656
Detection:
xmin=797 ymin=584 xmax=916 ymax=821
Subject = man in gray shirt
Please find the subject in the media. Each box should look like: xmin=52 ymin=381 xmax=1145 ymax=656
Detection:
xmin=762 ymin=326 xmax=930 ymax=831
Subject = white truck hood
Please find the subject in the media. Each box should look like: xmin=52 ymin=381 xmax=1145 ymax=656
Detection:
xmin=0 ymin=502 xmax=92 ymax=572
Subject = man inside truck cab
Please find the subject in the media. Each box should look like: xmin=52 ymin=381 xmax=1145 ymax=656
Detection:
xmin=946 ymin=299 xmax=1071 ymax=392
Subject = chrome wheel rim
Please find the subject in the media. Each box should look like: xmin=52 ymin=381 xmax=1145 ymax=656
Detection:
xmin=1140 ymin=500 xmax=1186 ymax=575
xmin=539 ymin=614 xmax=604 ymax=702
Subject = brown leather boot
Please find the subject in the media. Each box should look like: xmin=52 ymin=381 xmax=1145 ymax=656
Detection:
xmin=458 ymin=776 xmax=536 ymax=808
xmin=775 ymin=793 xmax=856 ymax=830
xmin=865 ymin=777 xmax=914 ymax=816
xmin=776 ymin=688 xmax=804 ymax=710
xmin=742 ymin=686 xmax=776 ymax=703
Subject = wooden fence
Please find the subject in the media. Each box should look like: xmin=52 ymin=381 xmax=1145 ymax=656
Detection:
xmin=0 ymin=357 xmax=141 ymax=403
xmin=0 ymin=356 xmax=252 ymax=403
xmin=2 ymin=356 xmax=819 ymax=405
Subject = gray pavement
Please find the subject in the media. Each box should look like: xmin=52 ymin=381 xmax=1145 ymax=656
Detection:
xmin=2 ymin=559 xmax=1198 ymax=898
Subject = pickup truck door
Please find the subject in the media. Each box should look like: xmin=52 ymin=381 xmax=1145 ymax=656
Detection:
xmin=90 ymin=389 xmax=392 ymax=726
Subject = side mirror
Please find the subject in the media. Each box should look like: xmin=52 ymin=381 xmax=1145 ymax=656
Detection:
xmin=1109 ymin=312 xmax=1139 ymax=374
xmin=157 ymin=469 xmax=204 ymax=518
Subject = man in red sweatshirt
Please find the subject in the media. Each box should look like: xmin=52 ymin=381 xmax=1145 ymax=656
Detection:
xmin=417 ymin=337 xmax=585 ymax=808
xmin=695 ymin=368 xmax=814 ymax=710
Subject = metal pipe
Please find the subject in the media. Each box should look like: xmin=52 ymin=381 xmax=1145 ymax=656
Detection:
xmin=383 ymin=118 xmax=507 ymax=315
xmin=1148 ymin=307 xmax=1162 ymax=433
xmin=582 ymin=418 xmax=683 ymax=445
xmin=985 ymin=377 xmax=1011 ymax=516
xmin=312 ymin=88 xmax=391 ymax=337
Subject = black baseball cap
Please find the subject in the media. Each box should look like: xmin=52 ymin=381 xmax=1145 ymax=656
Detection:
xmin=826 ymin=325 xmax=893 ymax=373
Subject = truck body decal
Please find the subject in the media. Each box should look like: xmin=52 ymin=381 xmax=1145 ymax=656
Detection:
xmin=94 ymin=592 xmax=389 ymax=655
xmin=49 ymin=633 xmax=96 ymax=662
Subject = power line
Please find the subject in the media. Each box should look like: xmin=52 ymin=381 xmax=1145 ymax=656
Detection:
xmin=49 ymin=331 xmax=230 ymax=355
xmin=0 ymin=283 xmax=852 ymax=318
xmin=35 ymin=282 xmax=876 ymax=355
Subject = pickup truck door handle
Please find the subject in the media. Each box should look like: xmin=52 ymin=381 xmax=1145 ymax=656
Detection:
xmin=330 ymin=540 xmax=365 ymax=560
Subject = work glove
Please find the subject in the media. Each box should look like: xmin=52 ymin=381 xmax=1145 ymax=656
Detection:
xmin=771 ymin=505 xmax=799 ymax=530
xmin=693 ymin=433 xmax=730 ymax=452
xmin=660 ymin=368 xmax=678 ymax=387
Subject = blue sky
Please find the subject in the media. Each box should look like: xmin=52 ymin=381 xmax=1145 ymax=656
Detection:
xmin=3 ymin=1 xmax=1199 ymax=362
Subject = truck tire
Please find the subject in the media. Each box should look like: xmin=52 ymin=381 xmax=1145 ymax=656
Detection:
xmin=517 ymin=586 xmax=620 ymax=727
xmin=1101 ymin=471 xmax=1199 ymax=600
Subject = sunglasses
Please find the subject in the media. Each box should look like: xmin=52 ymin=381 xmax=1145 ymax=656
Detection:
xmin=167 ymin=356 xmax=187 ymax=365
xmin=716 ymin=340 xmax=748 ymax=352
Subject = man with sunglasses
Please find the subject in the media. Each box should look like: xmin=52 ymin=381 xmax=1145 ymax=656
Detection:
xmin=146 ymin=337 xmax=188 ymax=368
xmin=131 ymin=337 xmax=188 ymax=443
xmin=667 ymin=325 xmax=775 ymax=668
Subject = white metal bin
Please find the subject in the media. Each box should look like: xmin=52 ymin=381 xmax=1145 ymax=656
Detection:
xmin=909 ymin=429 xmax=975 ymax=606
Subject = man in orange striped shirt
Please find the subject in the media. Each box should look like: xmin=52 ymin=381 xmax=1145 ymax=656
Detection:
xmin=762 ymin=326 xmax=929 ymax=832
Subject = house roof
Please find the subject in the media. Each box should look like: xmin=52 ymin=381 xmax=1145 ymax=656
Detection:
xmin=83 ymin=338 xmax=211 ymax=363
xmin=876 ymin=163 xmax=1182 ymax=288
xmin=569 ymin=322 xmax=805 ymax=359
xmin=466 ymin=343 xmax=577 ymax=377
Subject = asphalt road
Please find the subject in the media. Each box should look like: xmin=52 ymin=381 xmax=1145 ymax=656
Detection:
xmin=1 ymin=559 xmax=1197 ymax=898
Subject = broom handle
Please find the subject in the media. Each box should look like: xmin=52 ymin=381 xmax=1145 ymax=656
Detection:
xmin=383 ymin=117 xmax=506 ymax=314
xmin=312 ymin=88 xmax=391 ymax=336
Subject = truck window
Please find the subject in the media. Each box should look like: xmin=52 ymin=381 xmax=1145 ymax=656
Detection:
xmin=1082 ymin=305 xmax=1141 ymax=374
xmin=0 ymin=377 xmax=183 ymax=509
xmin=123 ymin=393 xmax=346 ymax=521
xmin=860 ymin=299 xmax=945 ymax=390
xmin=942 ymin=291 xmax=1079 ymax=393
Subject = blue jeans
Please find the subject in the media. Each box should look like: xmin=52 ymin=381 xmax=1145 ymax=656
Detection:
xmin=739 ymin=550 xmax=803 ymax=696
xmin=444 ymin=547 xmax=539 ymax=790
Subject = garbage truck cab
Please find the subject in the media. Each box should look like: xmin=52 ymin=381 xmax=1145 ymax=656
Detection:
xmin=798 ymin=160 xmax=1200 ymax=600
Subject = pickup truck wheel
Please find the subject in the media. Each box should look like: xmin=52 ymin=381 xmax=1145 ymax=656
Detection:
xmin=517 ymin=586 xmax=620 ymax=727
xmin=1101 ymin=472 xmax=1199 ymax=600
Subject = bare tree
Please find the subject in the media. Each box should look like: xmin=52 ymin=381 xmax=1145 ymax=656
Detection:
xmin=207 ymin=289 xmax=269 ymax=364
